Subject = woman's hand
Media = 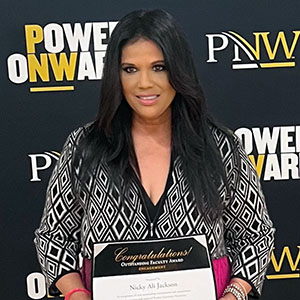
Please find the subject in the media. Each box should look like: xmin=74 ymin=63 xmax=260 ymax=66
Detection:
xmin=219 ymin=293 xmax=238 ymax=300
xmin=219 ymin=277 xmax=251 ymax=300
xmin=68 ymin=291 xmax=91 ymax=300
xmin=56 ymin=273 xmax=91 ymax=300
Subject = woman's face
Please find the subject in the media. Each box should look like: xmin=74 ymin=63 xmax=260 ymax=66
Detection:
xmin=120 ymin=38 xmax=176 ymax=124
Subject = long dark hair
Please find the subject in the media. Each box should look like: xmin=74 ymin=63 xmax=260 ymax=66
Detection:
xmin=73 ymin=9 xmax=232 ymax=216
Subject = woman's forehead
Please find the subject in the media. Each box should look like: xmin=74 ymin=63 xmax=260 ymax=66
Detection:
xmin=121 ymin=39 xmax=163 ymax=62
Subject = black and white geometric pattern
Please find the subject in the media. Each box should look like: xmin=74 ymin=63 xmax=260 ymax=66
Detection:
xmin=34 ymin=125 xmax=275 ymax=296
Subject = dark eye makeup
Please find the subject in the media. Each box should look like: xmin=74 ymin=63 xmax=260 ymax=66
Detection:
xmin=121 ymin=66 xmax=136 ymax=73
xmin=152 ymin=64 xmax=166 ymax=71
xmin=121 ymin=64 xmax=166 ymax=73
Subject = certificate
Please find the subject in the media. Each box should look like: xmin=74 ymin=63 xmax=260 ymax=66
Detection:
xmin=92 ymin=235 xmax=217 ymax=300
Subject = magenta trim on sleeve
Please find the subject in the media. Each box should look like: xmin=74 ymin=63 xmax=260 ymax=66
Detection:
xmin=212 ymin=256 xmax=231 ymax=299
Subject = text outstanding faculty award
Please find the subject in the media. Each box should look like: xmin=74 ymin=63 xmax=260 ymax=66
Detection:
xmin=92 ymin=235 xmax=217 ymax=300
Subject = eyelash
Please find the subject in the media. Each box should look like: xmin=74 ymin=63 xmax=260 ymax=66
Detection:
xmin=122 ymin=66 xmax=136 ymax=73
xmin=122 ymin=64 xmax=166 ymax=73
xmin=153 ymin=64 xmax=166 ymax=72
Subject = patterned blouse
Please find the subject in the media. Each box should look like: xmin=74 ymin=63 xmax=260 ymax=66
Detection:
xmin=34 ymin=124 xmax=275 ymax=297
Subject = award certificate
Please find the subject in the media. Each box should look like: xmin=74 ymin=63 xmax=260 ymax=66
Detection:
xmin=92 ymin=235 xmax=216 ymax=300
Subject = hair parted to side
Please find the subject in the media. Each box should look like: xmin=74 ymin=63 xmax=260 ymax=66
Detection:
xmin=72 ymin=9 xmax=233 ymax=217
xmin=98 ymin=9 xmax=203 ymax=134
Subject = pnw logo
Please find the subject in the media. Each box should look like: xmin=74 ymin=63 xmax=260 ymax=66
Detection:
xmin=7 ymin=21 xmax=117 ymax=93
xmin=28 ymin=151 xmax=60 ymax=181
xmin=267 ymin=246 xmax=300 ymax=280
xmin=206 ymin=30 xmax=300 ymax=69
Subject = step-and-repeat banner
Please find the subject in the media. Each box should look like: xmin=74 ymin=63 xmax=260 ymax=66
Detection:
xmin=1 ymin=0 xmax=299 ymax=299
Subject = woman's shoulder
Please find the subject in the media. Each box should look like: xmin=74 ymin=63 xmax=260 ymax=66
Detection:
xmin=208 ymin=120 xmax=237 ymax=144
xmin=65 ymin=122 xmax=95 ymax=144
xmin=55 ymin=122 xmax=96 ymax=159
xmin=207 ymin=120 xmax=243 ymax=162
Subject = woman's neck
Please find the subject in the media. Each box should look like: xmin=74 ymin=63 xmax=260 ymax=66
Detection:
xmin=131 ymin=112 xmax=172 ymax=144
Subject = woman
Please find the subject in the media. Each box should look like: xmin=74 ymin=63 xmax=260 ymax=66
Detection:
xmin=34 ymin=9 xmax=275 ymax=300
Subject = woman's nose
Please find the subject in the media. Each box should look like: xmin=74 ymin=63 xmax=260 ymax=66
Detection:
xmin=137 ymin=70 xmax=154 ymax=88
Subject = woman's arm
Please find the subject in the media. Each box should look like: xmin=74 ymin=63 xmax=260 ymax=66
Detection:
xmin=56 ymin=273 xmax=91 ymax=300
xmin=222 ymin=134 xmax=275 ymax=298
xmin=34 ymin=129 xmax=85 ymax=295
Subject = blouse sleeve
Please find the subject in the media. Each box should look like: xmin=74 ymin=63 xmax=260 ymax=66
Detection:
xmin=34 ymin=129 xmax=84 ymax=295
xmin=222 ymin=134 xmax=275 ymax=298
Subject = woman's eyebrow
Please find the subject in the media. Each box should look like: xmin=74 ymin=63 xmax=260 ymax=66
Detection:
xmin=121 ymin=60 xmax=165 ymax=67
xmin=151 ymin=60 xmax=165 ymax=65
xmin=121 ymin=62 xmax=135 ymax=66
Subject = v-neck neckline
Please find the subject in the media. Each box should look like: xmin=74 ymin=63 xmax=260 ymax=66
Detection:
xmin=128 ymin=153 xmax=175 ymax=238
xmin=130 ymin=151 xmax=173 ymax=207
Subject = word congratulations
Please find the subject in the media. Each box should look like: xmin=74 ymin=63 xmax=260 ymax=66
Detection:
xmin=7 ymin=21 xmax=118 ymax=92
xmin=235 ymin=126 xmax=300 ymax=181
xmin=114 ymin=247 xmax=193 ymax=263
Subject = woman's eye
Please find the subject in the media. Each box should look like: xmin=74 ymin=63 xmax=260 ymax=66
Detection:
xmin=153 ymin=64 xmax=166 ymax=72
xmin=123 ymin=66 xmax=137 ymax=73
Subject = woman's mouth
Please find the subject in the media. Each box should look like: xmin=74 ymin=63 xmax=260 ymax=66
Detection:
xmin=136 ymin=94 xmax=159 ymax=105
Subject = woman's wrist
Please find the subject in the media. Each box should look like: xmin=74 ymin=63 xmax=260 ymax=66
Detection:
xmin=221 ymin=278 xmax=251 ymax=300
xmin=65 ymin=288 xmax=91 ymax=300
xmin=230 ymin=278 xmax=251 ymax=295
xmin=231 ymin=280 xmax=248 ymax=297
xmin=69 ymin=293 xmax=91 ymax=300
xmin=219 ymin=293 xmax=239 ymax=300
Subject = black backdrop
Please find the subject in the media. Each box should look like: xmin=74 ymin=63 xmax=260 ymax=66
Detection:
xmin=1 ymin=1 xmax=299 ymax=299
